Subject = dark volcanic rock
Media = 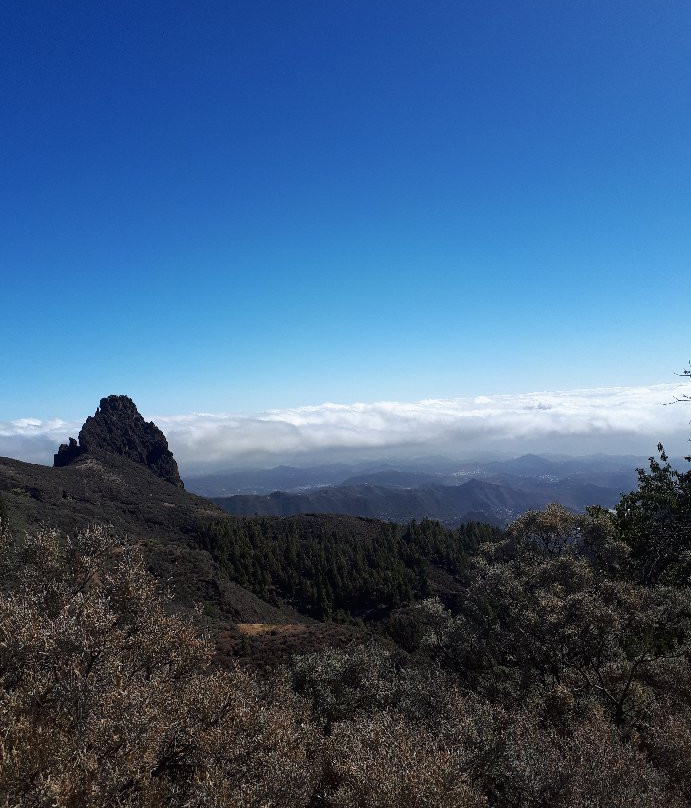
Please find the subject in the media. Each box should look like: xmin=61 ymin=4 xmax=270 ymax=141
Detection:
xmin=54 ymin=395 xmax=184 ymax=488
xmin=54 ymin=437 xmax=85 ymax=467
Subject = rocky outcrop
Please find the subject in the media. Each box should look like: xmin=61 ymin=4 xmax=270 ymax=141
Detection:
xmin=54 ymin=395 xmax=184 ymax=488
xmin=54 ymin=437 xmax=84 ymax=466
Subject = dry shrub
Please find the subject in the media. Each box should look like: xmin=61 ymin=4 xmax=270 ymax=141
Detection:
xmin=486 ymin=705 xmax=681 ymax=808
xmin=325 ymin=711 xmax=486 ymax=808
xmin=0 ymin=524 xmax=319 ymax=807
xmin=639 ymin=689 xmax=691 ymax=803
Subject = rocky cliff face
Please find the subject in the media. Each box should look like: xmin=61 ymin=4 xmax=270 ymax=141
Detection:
xmin=54 ymin=395 xmax=184 ymax=488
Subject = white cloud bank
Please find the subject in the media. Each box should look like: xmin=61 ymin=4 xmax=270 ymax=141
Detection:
xmin=3 ymin=383 xmax=689 ymax=473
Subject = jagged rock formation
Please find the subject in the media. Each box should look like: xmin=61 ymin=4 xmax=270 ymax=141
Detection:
xmin=54 ymin=437 xmax=83 ymax=466
xmin=54 ymin=395 xmax=184 ymax=488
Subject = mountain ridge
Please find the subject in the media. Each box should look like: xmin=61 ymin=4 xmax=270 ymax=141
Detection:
xmin=212 ymin=474 xmax=629 ymax=526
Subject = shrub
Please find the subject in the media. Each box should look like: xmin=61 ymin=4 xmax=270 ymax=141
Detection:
xmin=0 ymin=524 xmax=319 ymax=807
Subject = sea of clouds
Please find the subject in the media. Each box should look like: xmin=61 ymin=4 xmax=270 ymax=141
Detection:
xmin=2 ymin=383 xmax=689 ymax=473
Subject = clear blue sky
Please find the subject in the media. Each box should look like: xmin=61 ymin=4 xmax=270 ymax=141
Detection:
xmin=2 ymin=0 xmax=690 ymax=420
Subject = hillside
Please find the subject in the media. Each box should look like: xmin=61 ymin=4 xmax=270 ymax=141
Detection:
xmin=212 ymin=475 xmax=627 ymax=526
xmin=0 ymin=452 xmax=287 ymax=625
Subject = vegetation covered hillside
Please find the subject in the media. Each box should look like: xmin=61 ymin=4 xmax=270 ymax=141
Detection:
xmin=0 ymin=450 xmax=500 ymax=662
xmin=198 ymin=514 xmax=499 ymax=620
xmin=0 ymin=452 xmax=289 ymax=627
xmin=3 ymin=448 xmax=691 ymax=806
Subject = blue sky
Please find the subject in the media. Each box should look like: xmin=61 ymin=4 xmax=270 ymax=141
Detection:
xmin=2 ymin=0 xmax=690 ymax=423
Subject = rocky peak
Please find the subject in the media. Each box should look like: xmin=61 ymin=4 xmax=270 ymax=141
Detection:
xmin=54 ymin=395 xmax=184 ymax=488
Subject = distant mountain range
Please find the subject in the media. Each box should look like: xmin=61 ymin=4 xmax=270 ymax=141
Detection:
xmin=194 ymin=453 xmax=650 ymax=526
xmin=186 ymin=453 xmax=646 ymax=496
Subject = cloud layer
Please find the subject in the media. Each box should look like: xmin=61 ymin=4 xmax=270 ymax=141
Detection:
xmin=3 ymin=383 xmax=689 ymax=473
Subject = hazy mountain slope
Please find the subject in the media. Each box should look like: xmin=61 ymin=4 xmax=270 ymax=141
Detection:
xmin=185 ymin=464 xmax=358 ymax=496
xmin=213 ymin=479 xmax=526 ymax=525
xmin=339 ymin=470 xmax=444 ymax=488
xmin=213 ymin=475 xmax=626 ymax=526
xmin=186 ymin=454 xmax=644 ymax=498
